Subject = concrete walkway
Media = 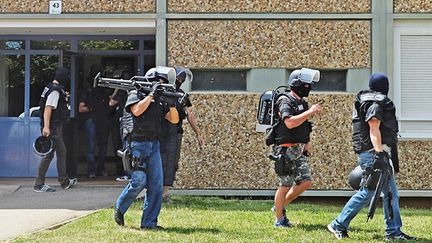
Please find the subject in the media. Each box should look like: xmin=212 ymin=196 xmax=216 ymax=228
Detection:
xmin=0 ymin=178 xmax=127 ymax=241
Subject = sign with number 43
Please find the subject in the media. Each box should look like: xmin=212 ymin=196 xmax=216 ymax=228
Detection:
xmin=49 ymin=0 xmax=62 ymax=14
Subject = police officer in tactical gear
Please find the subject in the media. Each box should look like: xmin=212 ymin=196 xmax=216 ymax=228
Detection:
xmin=160 ymin=67 xmax=204 ymax=203
xmin=328 ymin=73 xmax=416 ymax=240
xmin=34 ymin=67 xmax=77 ymax=192
xmin=272 ymin=68 xmax=322 ymax=227
xmin=113 ymin=70 xmax=179 ymax=230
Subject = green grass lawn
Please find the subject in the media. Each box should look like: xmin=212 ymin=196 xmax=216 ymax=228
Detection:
xmin=15 ymin=196 xmax=432 ymax=242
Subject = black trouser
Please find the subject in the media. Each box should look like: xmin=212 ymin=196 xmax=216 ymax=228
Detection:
xmin=63 ymin=119 xmax=78 ymax=178
xmin=35 ymin=126 xmax=69 ymax=187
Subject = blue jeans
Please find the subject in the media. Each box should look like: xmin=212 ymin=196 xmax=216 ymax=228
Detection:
xmin=331 ymin=151 xmax=402 ymax=237
xmin=84 ymin=118 xmax=96 ymax=174
xmin=114 ymin=140 xmax=163 ymax=228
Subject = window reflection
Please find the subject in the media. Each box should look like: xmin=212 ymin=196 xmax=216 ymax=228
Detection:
xmin=30 ymin=55 xmax=60 ymax=111
xmin=0 ymin=55 xmax=25 ymax=117
xmin=30 ymin=40 xmax=70 ymax=50
xmin=1 ymin=40 xmax=25 ymax=50
xmin=79 ymin=40 xmax=139 ymax=50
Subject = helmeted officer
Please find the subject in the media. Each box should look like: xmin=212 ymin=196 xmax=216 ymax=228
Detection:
xmin=272 ymin=68 xmax=322 ymax=227
xmin=327 ymin=73 xmax=416 ymax=240
xmin=34 ymin=67 xmax=77 ymax=192
xmin=113 ymin=67 xmax=179 ymax=230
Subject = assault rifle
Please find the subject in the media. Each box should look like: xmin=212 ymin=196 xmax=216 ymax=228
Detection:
xmin=366 ymin=159 xmax=393 ymax=221
xmin=93 ymin=72 xmax=188 ymax=104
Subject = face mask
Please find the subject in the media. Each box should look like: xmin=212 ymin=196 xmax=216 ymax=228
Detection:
xmin=292 ymin=84 xmax=312 ymax=97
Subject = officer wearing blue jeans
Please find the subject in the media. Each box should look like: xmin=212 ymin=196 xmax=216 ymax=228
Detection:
xmin=328 ymin=73 xmax=415 ymax=241
xmin=113 ymin=81 xmax=179 ymax=230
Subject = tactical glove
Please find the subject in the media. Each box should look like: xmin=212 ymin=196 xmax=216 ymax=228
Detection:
xmin=149 ymin=82 xmax=163 ymax=99
xmin=137 ymin=91 xmax=146 ymax=100
xmin=373 ymin=151 xmax=388 ymax=170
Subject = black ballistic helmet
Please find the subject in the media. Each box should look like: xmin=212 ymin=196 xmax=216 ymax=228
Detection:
xmin=33 ymin=136 xmax=53 ymax=157
xmin=348 ymin=165 xmax=363 ymax=190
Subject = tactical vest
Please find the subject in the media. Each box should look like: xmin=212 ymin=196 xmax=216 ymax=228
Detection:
xmin=39 ymin=83 xmax=69 ymax=129
xmin=274 ymin=93 xmax=312 ymax=145
xmin=130 ymin=100 xmax=165 ymax=140
xmin=352 ymin=90 xmax=398 ymax=153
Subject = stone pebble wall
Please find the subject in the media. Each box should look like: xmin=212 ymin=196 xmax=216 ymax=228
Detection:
xmin=175 ymin=93 xmax=432 ymax=190
xmin=168 ymin=20 xmax=370 ymax=69
xmin=394 ymin=0 xmax=432 ymax=13
xmin=168 ymin=0 xmax=371 ymax=13
xmin=0 ymin=0 xmax=155 ymax=13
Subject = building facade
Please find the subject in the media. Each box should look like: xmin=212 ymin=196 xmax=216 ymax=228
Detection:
xmin=0 ymin=0 xmax=431 ymax=193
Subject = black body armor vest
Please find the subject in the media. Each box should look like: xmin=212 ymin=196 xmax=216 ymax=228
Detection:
xmin=130 ymin=100 xmax=165 ymax=140
xmin=274 ymin=93 xmax=312 ymax=145
xmin=39 ymin=83 xmax=69 ymax=130
xmin=352 ymin=90 xmax=399 ymax=153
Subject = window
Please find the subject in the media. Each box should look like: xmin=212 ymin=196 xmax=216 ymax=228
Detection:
xmin=309 ymin=70 xmax=346 ymax=92
xmin=79 ymin=40 xmax=139 ymax=50
xmin=0 ymin=55 xmax=25 ymax=117
xmin=1 ymin=40 xmax=25 ymax=50
xmin=191 ymin=70 xmax=247 ymax=91
xmin=394 ymin=22 xmax=432 ymax=138
xmin=31 ymin=40 xmax=70 ymax=50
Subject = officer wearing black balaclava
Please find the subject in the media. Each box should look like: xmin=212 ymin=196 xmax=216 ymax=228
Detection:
xmin=328 ymin=73 xmax=416 ymax=241
xmin=34 ymin=67 xmax=77 ymax=192
xmin=271 ymin=68 xmax=322 ymax=228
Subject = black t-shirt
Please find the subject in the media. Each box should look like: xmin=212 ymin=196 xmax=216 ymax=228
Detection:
xmin=365 ymin=103 xmax=384 ymax=122
xmin=77 ymin=87 xmax=96 ymax=121
xmin=110 ymin=89 xmax=128 ymax=119
xmin=93 ymin=87 xmax=111 ymax=117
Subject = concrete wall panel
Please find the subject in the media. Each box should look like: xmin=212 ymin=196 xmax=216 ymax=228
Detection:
xmin=168 ymin=20 xmax=371 ymax=69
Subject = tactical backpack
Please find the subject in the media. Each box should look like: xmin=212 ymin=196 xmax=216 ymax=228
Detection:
xmin=257 ymin=86 xmax=290 ymax=145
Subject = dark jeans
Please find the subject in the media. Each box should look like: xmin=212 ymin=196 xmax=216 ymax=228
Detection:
xmin=84 ymin=118 xmax=96 ymax=175
xmin=115 ymin=140 xmax=163 ymax=228
xmin=94 ymin=116 xmax=109 ymax=174
xmin=35 ymin=126 xmax=69 ymax=187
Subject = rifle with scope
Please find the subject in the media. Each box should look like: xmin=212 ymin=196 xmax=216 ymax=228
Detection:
xmin=93 ymin=72 xmax=188 ymax=104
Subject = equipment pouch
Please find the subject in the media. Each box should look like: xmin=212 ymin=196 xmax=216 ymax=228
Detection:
xmin=117 ymin=148 xmax=132 ymax=172
xmin=265 ymin=126 xmax=276 ymax=146
xmin=364 ymin=168 xmax=380 ymax=190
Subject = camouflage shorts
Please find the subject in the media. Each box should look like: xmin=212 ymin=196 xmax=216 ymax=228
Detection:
xmin=276 ymin=144 xmax=312 ymax=187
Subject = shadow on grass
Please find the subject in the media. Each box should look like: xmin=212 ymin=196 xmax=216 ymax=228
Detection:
xmin=129 ymin=226 xmax=220 ymax=234
xmin=295 ymin=223 xmax=379 ymax=234
xmin=163 ymin=196 xmax=343 ymax=213
xmin=163 ymin=226 xmax=221 ymax=234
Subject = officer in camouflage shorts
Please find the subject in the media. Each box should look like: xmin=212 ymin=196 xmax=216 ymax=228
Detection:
xmin=277 ymin=144 xmax=312 ymax=188
xmin=270 ymin=69 xmax=321 ymax=228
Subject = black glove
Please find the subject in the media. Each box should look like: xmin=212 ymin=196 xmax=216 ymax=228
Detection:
xmin=137 ymin=91 xmax=146 ymax=100
xmin=373 ymin=151 xmax=388 ymax=170
xmin=149 ymin=82 xmax=163 ymax=99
